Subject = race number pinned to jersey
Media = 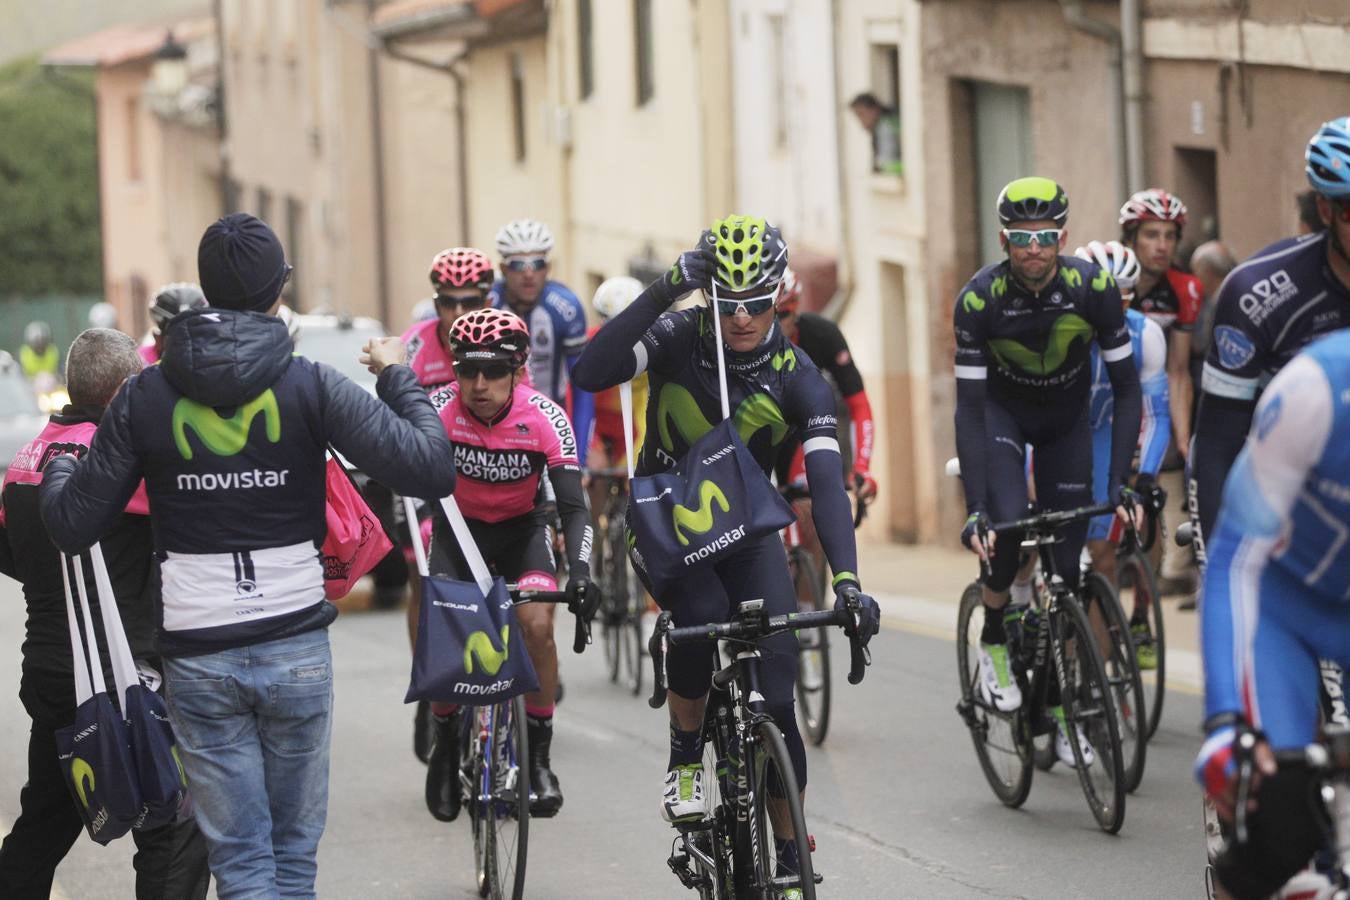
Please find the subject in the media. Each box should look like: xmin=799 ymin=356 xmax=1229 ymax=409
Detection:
xmin=1214 ymin=325 xmax=1257 ymax=370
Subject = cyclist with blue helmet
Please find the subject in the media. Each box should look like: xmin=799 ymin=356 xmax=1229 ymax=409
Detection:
xmin=1190 ymin=117 xmax=1350 ymax=559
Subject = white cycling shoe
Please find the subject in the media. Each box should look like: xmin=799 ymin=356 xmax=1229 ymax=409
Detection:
xmin=977 ymin=643 xmax=1022 ymax=712
xmin=661 ymin=763 xmax=707 ymax=824
xmin=1054 ymin=717 xmax=1096 ymax=768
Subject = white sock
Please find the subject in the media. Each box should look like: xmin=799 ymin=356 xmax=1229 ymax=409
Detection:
xmin=1010 ymin=580 xmax=1033 ymax=607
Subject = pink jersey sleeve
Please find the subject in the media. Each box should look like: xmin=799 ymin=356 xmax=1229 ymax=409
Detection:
xmin=525 ymin=390 xmax=579 ymax=469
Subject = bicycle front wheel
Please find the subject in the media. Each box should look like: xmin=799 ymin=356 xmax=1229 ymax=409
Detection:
xmin=1118 ymin=549 xmax=1165 ymax=739
xmin=747 ymin=721 xmax=816 ymax=899
xmin=611 ymin=504 xmax=644 ymax=696
xmin=1080 ymin=572 xmax=1147 ymax=794
xmin=956 ymin=582 xmax=1032 ymax=807
xmin=1054 ymin=595 xmax=1126 ymax=834
xmin=472 ymin=696 xmax=530 ymax=900
xmin=790 ymin=548 xmax=831 ymax=746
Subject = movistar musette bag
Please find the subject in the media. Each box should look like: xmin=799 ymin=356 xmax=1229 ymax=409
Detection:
xmin=56 ymin=546 xmax=187 ymax=843
xmin=402 ymin=495 xmax=538 ymax=704
xmin=627 ymin=420 xmax=793 ymax=584
xmin=624 ymin=283 xmax=794 ymax=585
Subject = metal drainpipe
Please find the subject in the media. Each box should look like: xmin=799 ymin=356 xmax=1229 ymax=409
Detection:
xmin=366 ymin=0 xmax=392 ymax=327
xmin=213 ymin=0 xmax=232 ymax=213
xmin=1059 ymin=1 xmax=1129 ymax=202
xmin=1120 ymin=0 xmax=1147 ymax=191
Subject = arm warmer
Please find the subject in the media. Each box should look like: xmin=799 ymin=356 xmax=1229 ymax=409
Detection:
xmin=549 ymin=464 xmax=592 ymax=581
xmin=1191 ymin=391 xmax=1257 ymax=545
xmin=805 ymin=447 xmax=859 ymax=588
xmin=843 ymin=390 xmax=875 ymax=476
xmin=954 ymin=376 xmax=989 ymax=515
xmin=1104 ymin=354 xmax=1142 ymax=498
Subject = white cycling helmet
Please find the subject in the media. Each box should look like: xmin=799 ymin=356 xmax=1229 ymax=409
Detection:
xmin=495 ymin=219 xmax=555 ymax=258
xmin=411 ymin=297 xmax=437 ymax=323
xmin=1074 ymin=240 xmax=1141 ymax=293
xmin=88 ymin=301 xmax=118 ymax=330
xmin=591 ymin=276 xmax=644 ymax=320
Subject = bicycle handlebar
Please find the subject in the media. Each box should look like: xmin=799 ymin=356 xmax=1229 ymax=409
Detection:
xmin=646 ymin=602 xmax=871 ymax=710
xmin=508 ymin=586 xmax=593 ymax=655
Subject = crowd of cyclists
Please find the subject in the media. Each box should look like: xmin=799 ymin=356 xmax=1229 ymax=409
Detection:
xmin=1 ymin=100 xmax=1348 ymax=897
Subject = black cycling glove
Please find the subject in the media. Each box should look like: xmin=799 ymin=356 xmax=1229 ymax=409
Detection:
xmin=834 ymin=584 xmax=880 ymax=648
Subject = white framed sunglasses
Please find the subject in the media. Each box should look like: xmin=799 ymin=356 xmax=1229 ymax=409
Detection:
xmin=1002 ymin=228 xmax=1063 ymax=248
xmin=704 ymin=281 xmax=781 ymax=317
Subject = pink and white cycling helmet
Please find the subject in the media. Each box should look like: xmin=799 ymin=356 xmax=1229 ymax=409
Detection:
xmin=449 ymin=308 xmax=530 ymax=368
xmin=430 ymin=248 xmax=495 ymax=294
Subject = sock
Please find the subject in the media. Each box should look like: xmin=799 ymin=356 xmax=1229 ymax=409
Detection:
xmin=1010 ymin=580 xmax=1033 ymax=607
xmin=981 ymin=604 xmax=1006 ymax=645
xmin=668 ymin=725 xmax=703 ymax=769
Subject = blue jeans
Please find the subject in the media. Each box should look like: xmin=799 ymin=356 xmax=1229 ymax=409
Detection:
xmin=164 ymin=630 xmax=333 ymax=900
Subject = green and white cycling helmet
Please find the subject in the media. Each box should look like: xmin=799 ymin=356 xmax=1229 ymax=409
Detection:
xmin=997 ymin=177 xmax=1069 ymax=227
xmin=591 ymin=275 xmax=644 ymax=320
xmin=702 ymin=215 xmax=789 ymax=293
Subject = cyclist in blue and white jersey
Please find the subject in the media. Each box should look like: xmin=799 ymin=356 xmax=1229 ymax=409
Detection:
xmin=1195 ymin=330 xmax=1350 ymax=900
xmin=1077 ymin=240 xmax=1170 ymax=668
xmin=1190 ymin=117 xmax=1350 ymax=556
xmin=490 ymin=219 xmax=595 ymax=465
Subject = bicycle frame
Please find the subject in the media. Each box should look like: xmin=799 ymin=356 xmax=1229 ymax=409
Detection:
xmin=649 ymin=599 xmax=868 ymax=897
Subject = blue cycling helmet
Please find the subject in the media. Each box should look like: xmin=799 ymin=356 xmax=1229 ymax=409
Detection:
xmin=1306 ymin=117 xmax=1350 ymax=199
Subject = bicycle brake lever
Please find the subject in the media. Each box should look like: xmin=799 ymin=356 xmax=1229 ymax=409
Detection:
xmin=648 ymin=613 xmax=671 ymax=709
xmin=1234 ymin=730 xmax=1257 ymax=844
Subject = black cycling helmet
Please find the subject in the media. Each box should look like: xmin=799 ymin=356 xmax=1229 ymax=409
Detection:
xmin=150 ymin=282 xmax=208 ymax=329
xmin=997 ymin=177 xmax=1069 ymax=227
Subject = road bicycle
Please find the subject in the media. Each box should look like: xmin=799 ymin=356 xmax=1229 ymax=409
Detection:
xmin=955 ymin=502 xmax=1128 ymax=833
xmin=457 ymin=586 xmax=591 ymax=900
xmin=591 ymin=468 xmax=645 ymax=695
xmin=649 ymin=595 xmax=871 ymax=898
xmin=779 ymin=482 xmax=871 ymax=747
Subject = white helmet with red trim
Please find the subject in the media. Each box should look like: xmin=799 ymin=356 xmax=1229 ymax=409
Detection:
xmin=1119 ymin=188 xmax=1188 ymax=236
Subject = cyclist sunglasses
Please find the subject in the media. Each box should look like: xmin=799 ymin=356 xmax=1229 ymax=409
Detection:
xmin=435 ymin=294 xmax=486 ymax=311
xmin=454 ymin=360 xmax=514 ymax=380
xmin=1002 ymin=228 xmax=1063 ymax=248
xmin=504 ymin=257 xmax=548 ymax=273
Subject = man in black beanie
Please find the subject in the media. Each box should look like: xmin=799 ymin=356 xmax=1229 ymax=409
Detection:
xmin=38 ymin=214 xmax=457 ymax=898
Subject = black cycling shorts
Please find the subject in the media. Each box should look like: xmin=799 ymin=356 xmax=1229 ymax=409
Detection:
xmin=428 ymin=507 xmax=556 ymax=583
xmin=983 ymin=397 xmax=1093 ymax=593
xmin=634 ymin=532 xmax=807 ymax=790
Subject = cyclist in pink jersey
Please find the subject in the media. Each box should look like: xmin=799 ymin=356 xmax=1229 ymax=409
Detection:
xmin=402 ymin=248 xmax=496 ymax=391
xmin=420 ymin=308 xmax=597 ymax=824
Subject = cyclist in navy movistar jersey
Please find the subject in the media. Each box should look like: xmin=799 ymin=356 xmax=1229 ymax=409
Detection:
xmin=572 ymin=215 xmax=880 ymax=873
xmin=1190 ymin=117 xmax=1350 ymax=557
xmin=954 ymin=177 xmax=1142 ymax=767
xmin=489 ymin=219 xmax=594 ymax=465
xmin=1195 ymin=330 xmax=1350 ymax=900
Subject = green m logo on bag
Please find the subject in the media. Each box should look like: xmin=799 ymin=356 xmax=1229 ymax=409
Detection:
xmin=656 ymin=383 xmax=787 ymax=454
xmin=463 ymin=625 xmax=511 ymax=677
xmin=988 ymin=314 xmax=1093 ymax=376
xmin=172 ymin=390 xmax=281 ymax=460
xmin=71 ymin=757 xmax=95 ymax=809
xmin=672 ymin=480 xmax=729 ymax=546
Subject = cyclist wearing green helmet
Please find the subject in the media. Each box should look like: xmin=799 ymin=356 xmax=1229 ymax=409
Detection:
xmin=953 ymin=176 xmax=1143 ymax=767
xmin=573 ymin=215 xmax=880 ymax=879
